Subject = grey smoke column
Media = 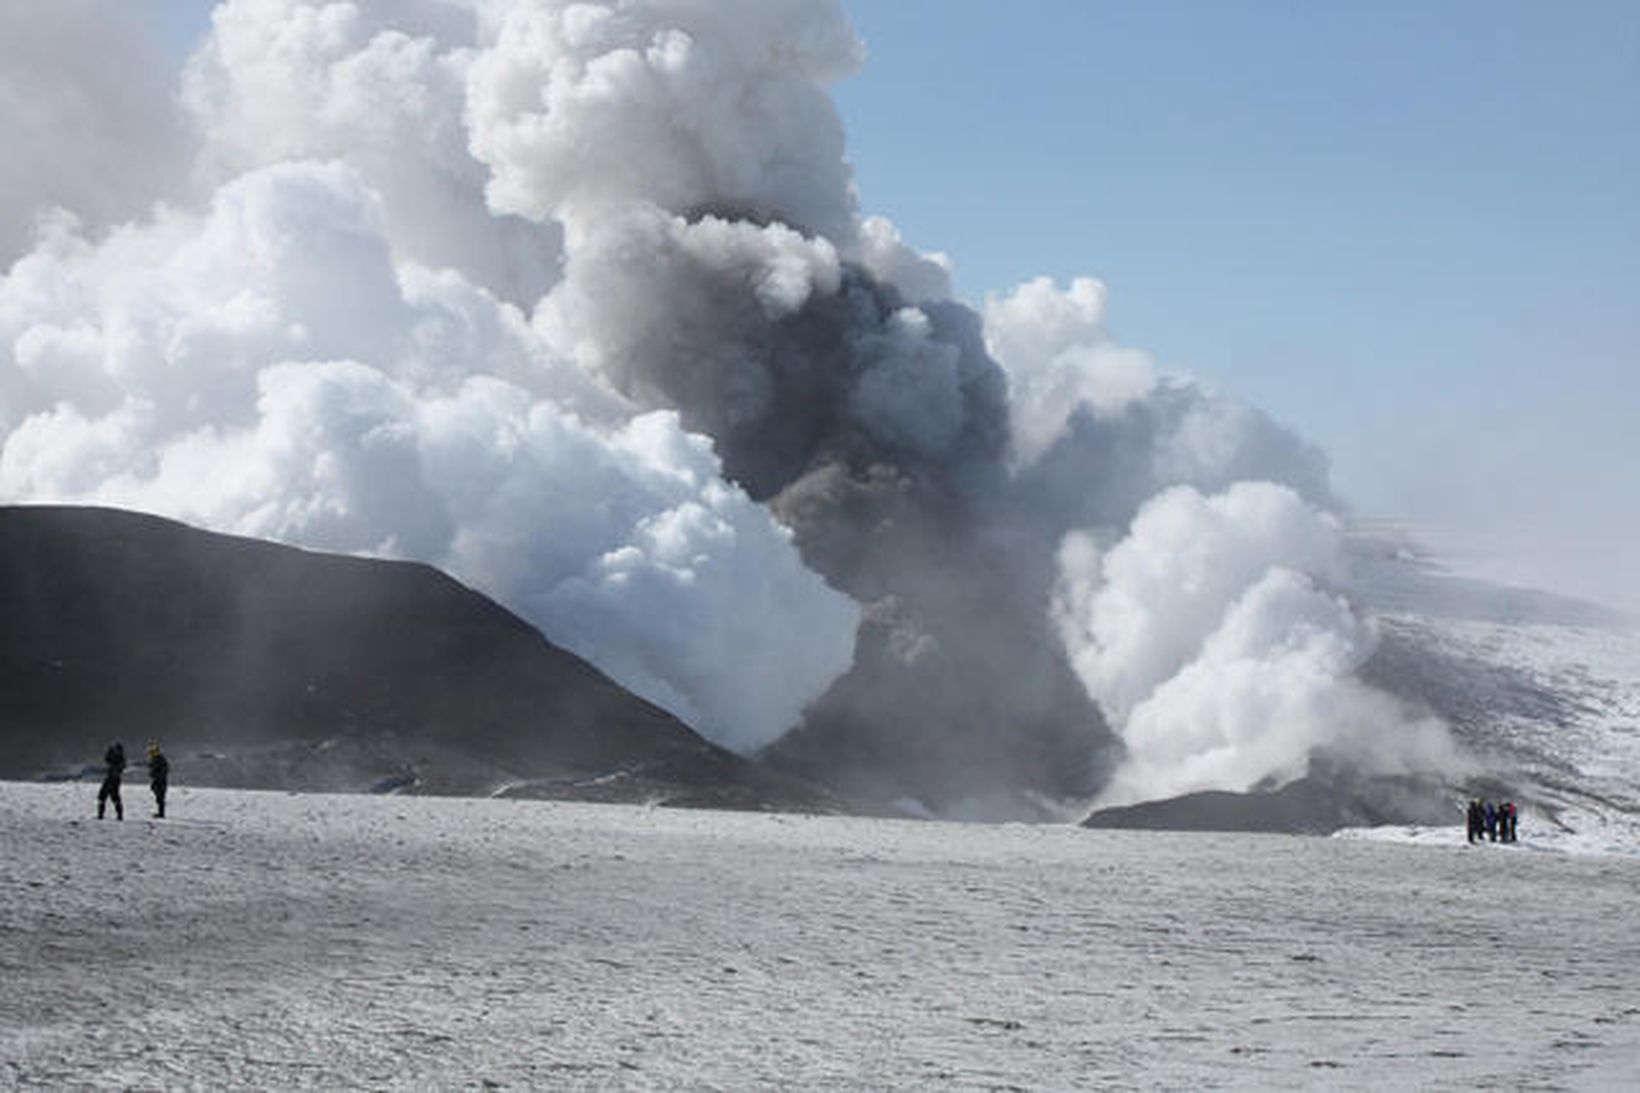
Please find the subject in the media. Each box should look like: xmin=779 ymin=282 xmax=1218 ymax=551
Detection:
xmin=461 ymin=0 xmax=1119 ymax=812
xmin=552 ymin=212 xmax=1117 ymax=809
xmin=1 ymin=0 xmax=1460 ymax=817
xmin=743 ymin=283 xmax=1118 ymax=810
xmin=469 ymin=0 xmax=1385 ymax=814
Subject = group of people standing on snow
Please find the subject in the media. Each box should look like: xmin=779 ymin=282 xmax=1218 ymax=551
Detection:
xmin=1465 ymin=798 xmax=1517 ymax=844
xmin=96 ymin=740 xmax=168 ymax=820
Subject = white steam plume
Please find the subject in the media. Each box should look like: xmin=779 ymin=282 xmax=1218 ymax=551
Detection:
xmin=182 ymin=0 xmax=560 ymax=307
xmin=1054 ymin=483 xmax=1455 ymax=804
xmin=463 ymin=0 xmax=945 ymax=301
xmin=0 ymin=157 xmax=857 ymax=754
xmin=2 ymin=0 xmax=1462 ymax=812
xmin=984 ymin=276 xmax=1157 ymax=469
xmin=989 ymin=277 xmax=1456 ymax=803
xmin=466 ymin=0 xmax=865 ymax=242
xmin=985 ymin=275 xmax=1337 ymax=527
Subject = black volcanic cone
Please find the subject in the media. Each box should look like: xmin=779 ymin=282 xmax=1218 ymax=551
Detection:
xmin=0 ymin=505 xmax=845 ymax=810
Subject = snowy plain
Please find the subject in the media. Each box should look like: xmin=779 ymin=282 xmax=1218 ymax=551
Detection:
xmin=3 ymin=781 xmax=1638 ymax=1090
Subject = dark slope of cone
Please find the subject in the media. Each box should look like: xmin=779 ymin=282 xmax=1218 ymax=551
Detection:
xmin=0 ymin=505 xmax=852 ymax=811
xmin=1081 ymin=763 xmax=1461 ymax=835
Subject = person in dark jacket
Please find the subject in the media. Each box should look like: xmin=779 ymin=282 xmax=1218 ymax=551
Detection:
xmin=147 ymin=741 xmax=169 ymax=819
xmin=97 ymin=741 xmax=126 ymax=821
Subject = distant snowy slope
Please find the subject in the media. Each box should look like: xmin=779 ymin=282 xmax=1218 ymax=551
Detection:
xmin=1350 ymin=529 xmax=1640 ymax=848
xmin=1372 ymin=616 xmax=1640 ymax=780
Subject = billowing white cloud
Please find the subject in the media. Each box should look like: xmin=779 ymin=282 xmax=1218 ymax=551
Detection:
xmin=466 ymin=0 xmax=864 ymax=243
xmin=0 ymin=160 xmax=859 ymax=754
xmin=1055 ymin=483 xmax=1454 ymax=803
xmin=985 ymin=276 xmax=1157 ymax=467
xmin=3 ymin=0 xmax=1465 ymax=812
xmin=855 ymin=215 xmax=953 ymax=305
xmin=988 ymin=275 xmax=1336 ymax=550
xmin=183 ymin=0 xmax=560 ymax=306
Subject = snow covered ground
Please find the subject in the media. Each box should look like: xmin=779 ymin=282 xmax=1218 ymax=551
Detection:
xmin=1433 ymin=619 xmax=1640 ymax=780
xmin=4 ymin=782 xmax=1638 ymax=1089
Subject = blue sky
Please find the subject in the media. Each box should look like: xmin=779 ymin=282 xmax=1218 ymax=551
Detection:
xmin=834 ymin=0 xmax=1640 ymax=608
xmin=140 ymin=1 xmax=1639 ymax=607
